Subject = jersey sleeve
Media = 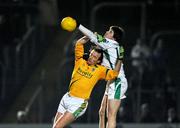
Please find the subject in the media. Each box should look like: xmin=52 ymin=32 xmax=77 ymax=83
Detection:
xmin=100 ymin=66 xmax=118 ymax=80
xmin=78 ymin=25 xmax=107 ymax=50
xmin=75 ymin=42 xmax=84 ymax=61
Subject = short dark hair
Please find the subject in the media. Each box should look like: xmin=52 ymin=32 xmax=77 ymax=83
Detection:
xmin=110 ymin=26 xmax=125 ymax=44
xmin=91 ymin=46 xmax=103 ymax=64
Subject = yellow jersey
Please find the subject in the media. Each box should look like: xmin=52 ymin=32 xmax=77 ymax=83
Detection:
xmin=69 ymin=42 xmax=118 ymax=99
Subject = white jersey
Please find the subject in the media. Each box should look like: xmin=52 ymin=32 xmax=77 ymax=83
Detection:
xmin=78 ymin=24 xmax=126 ymax=78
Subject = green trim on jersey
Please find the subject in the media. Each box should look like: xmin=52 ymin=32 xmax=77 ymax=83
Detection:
xmin=119 ymin=46 xmax=124 ymax=59
xmin=114 ymin=78 xmax=121 ymax=99
xmin=104 ymin=49 xmax=113 ymax=69
xmin=97 ymin=34 xmax=106 ymax=43
xmin=73 ymin=101 xmax=87 ymax=118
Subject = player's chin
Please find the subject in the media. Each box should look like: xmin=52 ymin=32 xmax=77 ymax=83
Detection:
xmin=87 ymin=60 xmax=93 ymax=65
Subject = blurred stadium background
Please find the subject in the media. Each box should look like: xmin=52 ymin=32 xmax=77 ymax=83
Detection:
xmin=0 ymin=0 xmax=180 ymax=127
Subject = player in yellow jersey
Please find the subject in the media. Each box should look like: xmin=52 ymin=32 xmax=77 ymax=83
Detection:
xmin=52 ymin=36 xmax=122 ymax=128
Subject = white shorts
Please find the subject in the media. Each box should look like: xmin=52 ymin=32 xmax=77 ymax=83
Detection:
xmin=106 ymin=76 xmax=128 ymax=100
xmin=57 ymin=92 xmax=88 ymax=119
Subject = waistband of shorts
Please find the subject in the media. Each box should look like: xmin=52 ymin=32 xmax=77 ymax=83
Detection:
xmin=67 ymin=92 xmax=88 ymax=102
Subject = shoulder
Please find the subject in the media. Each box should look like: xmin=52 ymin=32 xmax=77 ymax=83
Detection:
xmin=76 ymin=57 xmax=85 ymax=63
xmin=106 ymin=38 xmax=118 ymax=43
xmin=106 ymin=38 xmax=119 ymax=47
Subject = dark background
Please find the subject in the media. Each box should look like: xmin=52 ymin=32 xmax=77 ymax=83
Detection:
xmin=0 ymin=0 xmax=180 ymax=124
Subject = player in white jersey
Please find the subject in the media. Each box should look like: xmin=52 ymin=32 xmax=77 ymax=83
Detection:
xmin=78 ymin=25 xmax=128 ymax=128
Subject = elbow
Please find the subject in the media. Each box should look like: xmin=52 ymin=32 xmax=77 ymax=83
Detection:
xmin=114 ymin=71 xmax=119 ymax=77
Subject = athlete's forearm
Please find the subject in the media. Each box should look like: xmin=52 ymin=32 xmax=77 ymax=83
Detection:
xmin=78 ymin=25 xmax=107 ymax=51
xmin=114 ymin=60 xmax=122 ymax=73
xmin=115 ymin=60 xmax=121 ymax=71
xmin=76 ymin=36 xmax=89 ymax=45
xmin=78 ymin=25 xmax=96 ymax=41
xmin=78 ymin=25 xmax=102 ymax=46
xmin=106 ymin=80 xmax=113 ymax=87
xmin=106 ymin=60 xmax=121 ymax=86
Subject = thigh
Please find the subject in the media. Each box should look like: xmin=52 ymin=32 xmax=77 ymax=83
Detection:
xmin=54 ymin=111 xmax=75 ymax=128
xmin=53 ymin=112 xmax=63 ymax=124
xmin=108 ymin=99 xmax=121 ymax=115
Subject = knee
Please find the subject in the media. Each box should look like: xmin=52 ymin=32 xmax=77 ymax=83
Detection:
xmin=99 ymin=108 xmax=105 ymax=117
xmin=108 ymin=108 xmax=118 ymax=117
xmin=107 ymin=111 xmax=117 ymax=121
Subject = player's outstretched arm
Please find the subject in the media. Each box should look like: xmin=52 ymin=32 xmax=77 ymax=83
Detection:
xmin=78 ymin=25 xmax=99 ymax=44
xmin=76 ymin=36 xmax=90 ymax=45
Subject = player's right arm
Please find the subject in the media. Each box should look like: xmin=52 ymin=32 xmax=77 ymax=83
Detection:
xmin=99 ymin=66 xmax=119 ymax=81
xmin=75 ymin=36 xmax=89 ymax=61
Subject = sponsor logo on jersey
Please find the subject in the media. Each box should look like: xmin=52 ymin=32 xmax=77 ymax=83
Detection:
xmin=77 ymin=67 xmax=93 ymax=78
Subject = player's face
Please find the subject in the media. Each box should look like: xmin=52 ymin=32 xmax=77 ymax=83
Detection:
xmin=87 ymin=50 xmax=101 ymax=65
xmin=104 ymin=28 xmax=114 ymax=40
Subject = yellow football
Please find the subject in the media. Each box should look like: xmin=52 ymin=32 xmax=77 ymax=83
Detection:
xmin=61 ymin=17 xmax=77 ymax=32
